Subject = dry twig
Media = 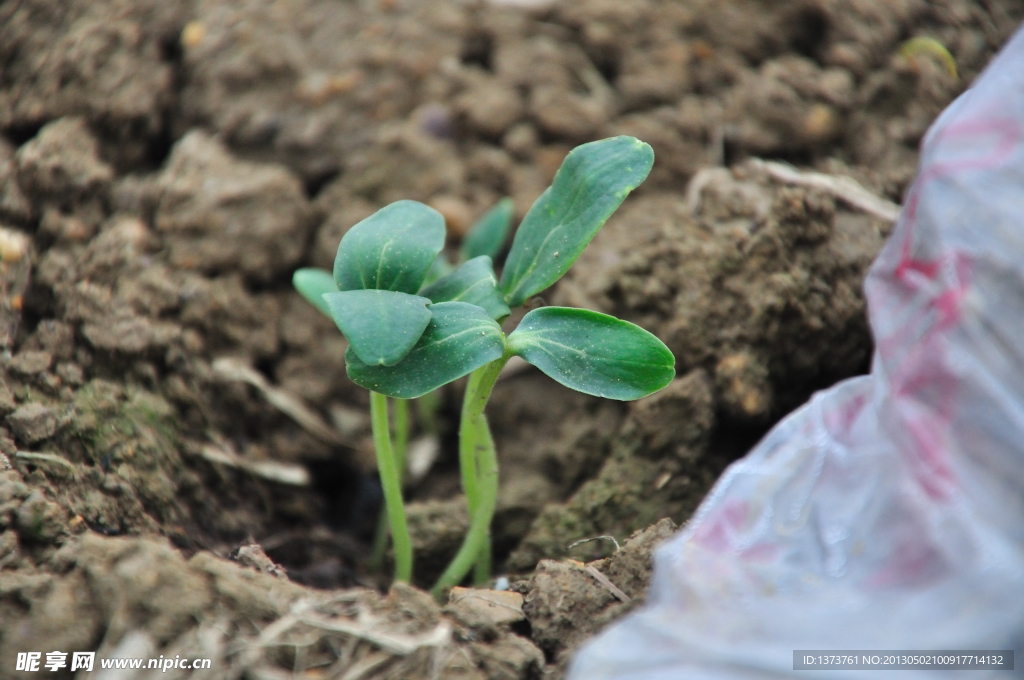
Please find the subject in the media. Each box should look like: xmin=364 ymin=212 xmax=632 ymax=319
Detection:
xmin=14 ymin=450 xmax=77 ymax=474
xmin=212 ymin=357 xmax=348 ymax=446
xmin=567 ymin=535 xmax=621 ymax=553
xmin=297 ymin=614 xmax=452 ymax=656
xmin=582 ymin=564 xmax=631 ymax=604
xmin=747 ymin=158 xmax=902 ymax=222
xmin=337 ymin=651 xmax=392 ymax=680
xmin=197 ymin=442 xmax=310 ymax=487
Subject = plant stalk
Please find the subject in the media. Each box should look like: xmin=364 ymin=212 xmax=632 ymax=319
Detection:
xmin=457 ymin=366 xmax=489 ymax=583
xmin=432 ymin=352 xmax=510 ymax=597
xmin=370 ymin=391 xmax=412 ymax=583
xmin=369 ymin=398 xmax=410 ymax=572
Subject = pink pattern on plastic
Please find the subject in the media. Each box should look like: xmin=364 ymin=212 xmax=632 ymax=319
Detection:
xmin=876 ymin=115 xmax=1020 ymax=502
xmin=691 ymin=500 xmax=750 ymax=553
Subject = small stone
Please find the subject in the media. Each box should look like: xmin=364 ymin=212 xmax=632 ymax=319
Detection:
xmin=0 ymin=429 xmax=15 ymax=455
xmin=715 ymin=352 xmax=772 ymax=420
xmin=233 ymin=543 xmax=288 ymax=579
xmin=801 ymin=103 xmax=841 ymax=143
xmin=28 ymin=320 xmax=76 ymax=360
xmin=15 ymin=491 xmax=68 ymax=544
xmin=38 ymin=208 xmax=95 ymax=242
xmin=445 ymin=587 xmax=526 ymax=631
xmin=503 ymin=123 xmax=539 ymax=160
xmin=456 ymin=79 xmax=524 ymax=137
xmin=385 ymin=581 xmax=442 ymax=626
xmin=56 ymin=363 xmax=85 ymax=386
xmin=16 ymin=117 xmax=114 ymax=199
xmin=7 ymin=403 xmax=58 ymax=443
xmin=181 ymin=21 xmax=206 ymax=48
xmin=0 ymin=227 xmax=31 ymax=263
xmin=469 ymin=634 xmax=544 ymax=679
xmin=9 ymin=349 xmax=53 ymax=375
xmin=0 ymin=380 xmax=15 ymax=414
xmin=0 ymin=140 xmax=33 ymax=224
xmin=0 ymin=472 xmax=29 ymax=503
xmin=530 ymin=85 xmax=608 ymax=138
xmin=414 ymin=102 xmax=454 ymax=140
xmin=154 ymin=131 xmax=315 ymax=282
xmin=0 ymin=529 xmax=19 ymax=567
xmin=0 ymin=500 xmax=16 ymax=529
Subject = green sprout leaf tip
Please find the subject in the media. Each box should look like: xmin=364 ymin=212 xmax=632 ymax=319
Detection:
xmin=500 ymin=136 xmax=654 ymax=308
xmin=333 ymin=200 xmax=446 ymax=294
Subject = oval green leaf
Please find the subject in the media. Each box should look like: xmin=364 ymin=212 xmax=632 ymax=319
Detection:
xmin=323 ymin=290 xmax=432 ymax=366
xmin=346 ymin=302 xmax=506 ymax=399
xmin=500 ymin=137 xmax=654 ymax=308
xmin=419 ymin=256 xmax=511 ymax=321
xmin=460 ymin=197 xmax=514 ymax=263
xmin=292 ymin=267 xmax=336 ymax=317
xmin=333 ymin=200 xmax=446 ymax=293
xmin=507 ymin=307 xmax=674 ymax=400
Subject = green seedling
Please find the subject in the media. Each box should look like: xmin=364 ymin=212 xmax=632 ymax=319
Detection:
xmin=296 ymin=136 xmax=674 ymax=593
xmin=293 ymin=269 xmax=411 ymax=574
xmin=900 ymin=36 xmax=958 ymax=80
xmin=295 ymin=199 xmax=515 ymax=575
xmin=294 ymin=201 xmax=447 ymax=583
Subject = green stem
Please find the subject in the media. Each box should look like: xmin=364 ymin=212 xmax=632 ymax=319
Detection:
xmin=369 ymin=397 xmax=410 ymax=573
xmin=458 ymin=375 xmax=482 ymax=521
xmin=432 ymin=353 xmax=509 ymax=598
xmin=370 ymin=391 xmax=412 ymax=583
xmin=457 ymin=369 xmax=487 ymax=582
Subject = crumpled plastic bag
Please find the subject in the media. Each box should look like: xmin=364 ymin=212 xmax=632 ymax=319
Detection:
xmin=569 ymin=26 xmax=1024 ymax=680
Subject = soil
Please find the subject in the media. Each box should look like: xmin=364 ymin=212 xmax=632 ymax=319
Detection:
xmin=0 ymin=0 xmax=1021 ymax=678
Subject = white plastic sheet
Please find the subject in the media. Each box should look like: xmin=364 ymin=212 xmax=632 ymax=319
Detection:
xmin=569 ymin=26 xmax=1024 ymax=680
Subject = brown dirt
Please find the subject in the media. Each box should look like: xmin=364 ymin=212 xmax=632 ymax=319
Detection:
xmin=0 ymin=0 xmax=1021 ymax=678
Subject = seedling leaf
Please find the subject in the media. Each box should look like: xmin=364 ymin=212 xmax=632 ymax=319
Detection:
xmin=900 ymin=36 xmax=958 ymax=80
xmin=346 ymin=302 xmax=505 ymax=399
xmin=333 ymin=200 xmax=446 ymax=293
xmin=293 ymin=267 xmax=337 ymax=317
xmin=460 ymin=197 xmax=514 ymax=262
xmin=419 ymin=256 xmax=511 ymax=321
xmin=507 ymin=307 xmax=674 ymax=400
xmin=324 ymin=290 xmax=432 ymax=366
xmin=500 ymin=137 xmax=653 ymax=308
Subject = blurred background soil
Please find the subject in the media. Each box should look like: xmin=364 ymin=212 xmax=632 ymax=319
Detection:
xmin=0 ymin=0 xmax=1020 ymax=677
